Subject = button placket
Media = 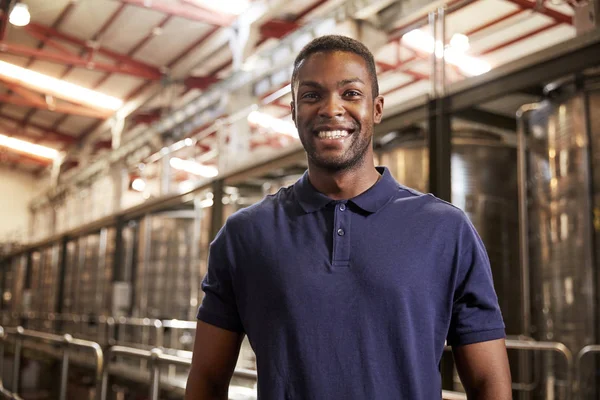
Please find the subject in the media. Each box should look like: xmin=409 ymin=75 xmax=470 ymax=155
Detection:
xmin=332 ymin=202 xmax=351 ymax=267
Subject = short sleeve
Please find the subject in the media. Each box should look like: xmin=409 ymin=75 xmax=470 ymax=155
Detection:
xmin=197 ymin=224 xmax=244 ymax=333
xmin=446 ymin=216 xmax=506 ymax=346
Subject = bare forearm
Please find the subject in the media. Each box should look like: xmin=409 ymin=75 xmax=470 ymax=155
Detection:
xmin=185 ymin=376 xmax=229 ymax=400
xmin=466 ymin=379 xmax=512 ymax=400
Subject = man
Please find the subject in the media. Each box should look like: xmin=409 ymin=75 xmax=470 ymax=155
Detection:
xmin=185 ymin=35 xmax=512 ymax=399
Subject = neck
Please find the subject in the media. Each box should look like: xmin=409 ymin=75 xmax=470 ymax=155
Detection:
xmin=307 ymin=158 xmax=381 ymax=200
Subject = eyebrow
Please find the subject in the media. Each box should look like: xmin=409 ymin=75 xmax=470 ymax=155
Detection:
xmin=298 ymin=77 xmax=366 ymax=89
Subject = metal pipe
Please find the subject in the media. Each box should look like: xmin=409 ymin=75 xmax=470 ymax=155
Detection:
xmin=429 ymin=10 xmax=437 ymax=97
xmin=149 ymin=348 xmax=162 ymax=400
xmin=11 ymin=327 xmax=23 ymax=394
xmin=59 ymin=334 xmax=72 ymax=400
xmin=438 ymin=5 xmax=446 ymax=96
xmin=515 ymin=104 xmax=539 ymax=338
xmin=575 ymin=345 xmax=600 ymax=395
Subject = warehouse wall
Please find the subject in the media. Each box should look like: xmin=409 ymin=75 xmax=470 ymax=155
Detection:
xmin=0 ymin=166 xmax=38 ymax=242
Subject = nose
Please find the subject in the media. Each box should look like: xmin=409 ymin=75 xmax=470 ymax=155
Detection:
xmin=318 ymin=95 xmax=344 ymax=118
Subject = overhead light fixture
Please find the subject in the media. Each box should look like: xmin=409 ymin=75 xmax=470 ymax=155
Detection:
xmin=0 ymin=133 xmax=58 ymax=159
xmin=187 ymin=0 xmax=250 ymax=15
xmin=402 ymin=29 xmax=490 ymax=76
xmin=248 ymin=111 xmax=298 ymax=138
xmin=449 ymin=33 xmax=470 ymax=53
xmin=9 ymin=3 xmax=30 ymax=27
xmin=131 ymin=178 xmax=146 ymax=192
xmin=170 ymin=157 xmax=219 ymax=178
xmin=0 ymin=60 xmax=123 ymax=110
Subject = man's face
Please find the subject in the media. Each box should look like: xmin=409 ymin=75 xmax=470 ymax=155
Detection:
xmin=291 ymin=51 xmax=384 ymax=172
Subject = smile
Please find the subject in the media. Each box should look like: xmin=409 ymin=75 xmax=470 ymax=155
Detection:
xmin=317 ymin=130 xmax=350 ymax=139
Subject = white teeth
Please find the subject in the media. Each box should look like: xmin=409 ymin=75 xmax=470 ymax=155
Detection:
xmin=318 ymin=130 xmax=349 ymax=139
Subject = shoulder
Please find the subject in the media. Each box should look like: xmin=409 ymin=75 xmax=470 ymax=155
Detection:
xmin=391 ymin=183 xmax=469 ymax=227
xmin=222 ymin=185 xmax=295 ymax=234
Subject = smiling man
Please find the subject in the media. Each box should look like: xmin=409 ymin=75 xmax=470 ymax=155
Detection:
xmin=185 ymin=35 xmax=512 ymax=400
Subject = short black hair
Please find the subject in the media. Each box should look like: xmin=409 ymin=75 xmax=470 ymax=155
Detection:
xmin=291 ymin=34 xmax=379 ymax=98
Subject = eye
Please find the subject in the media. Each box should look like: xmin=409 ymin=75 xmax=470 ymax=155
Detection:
xmin=344 ymin=90 xmax=362 ymax=98
xmin=300 ymin=92 xmax=320 ymax=101
xmin=301 ymin=92 xmax=319 ymax=98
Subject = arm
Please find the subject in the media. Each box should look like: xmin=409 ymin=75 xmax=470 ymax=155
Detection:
xmin=453 ymin=339 xmax=512 ymax=400
xmin=185 ymin=321 xmax=245 ymax=400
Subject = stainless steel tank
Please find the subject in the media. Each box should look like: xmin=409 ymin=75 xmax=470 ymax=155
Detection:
xmin=519 ymin=76 xmax=599 ymax=399
xmin=377 ymin=128 xmax=522 ymax=335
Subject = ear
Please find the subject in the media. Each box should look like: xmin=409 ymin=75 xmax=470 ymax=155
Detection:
xmin=373 ymin=95 xmax=384 ymax=124
xmin=291 ymin=101 xmax=297 ymax=126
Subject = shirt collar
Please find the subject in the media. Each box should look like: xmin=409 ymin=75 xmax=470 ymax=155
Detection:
xmin=293 ymin=166 xmax=398 ymax=214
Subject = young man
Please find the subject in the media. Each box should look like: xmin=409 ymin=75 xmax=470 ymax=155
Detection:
xmin=185 ymin=35 xmax=512 ymax=399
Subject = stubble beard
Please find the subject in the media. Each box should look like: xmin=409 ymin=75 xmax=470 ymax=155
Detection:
xmin=301 ymin=126 xmax=373 ymax=172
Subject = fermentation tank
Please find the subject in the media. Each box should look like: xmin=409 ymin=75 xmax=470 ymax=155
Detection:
xmin=519 ymin=75 xmax=599 ymax=399
xmin=377 ymin=128 xmax=522 ymax=336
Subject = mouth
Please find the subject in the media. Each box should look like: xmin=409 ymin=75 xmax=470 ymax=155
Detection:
xmin=312 ymin=126 xmax=355 ymax=140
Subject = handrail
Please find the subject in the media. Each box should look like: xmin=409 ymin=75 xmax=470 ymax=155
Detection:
xmin=0 ymin=326 xmax=104 ymax=400
xmin=575 ymin=344 xmax=600 ymax=395
xmin=101 ymin=345 xmax=256 ymax=400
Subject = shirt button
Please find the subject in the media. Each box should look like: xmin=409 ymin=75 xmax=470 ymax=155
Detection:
xmin=339 ymin=204 xmax=346 ymax=211
xmin=337 ymin=228 xmax=345 ymax=236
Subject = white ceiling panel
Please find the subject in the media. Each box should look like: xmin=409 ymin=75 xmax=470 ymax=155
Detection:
xmin=4 ymin=28 xmax=39 ymax=48
xmin=62 ymin=68 xmax=107 ymax=88
xmin=0 ymin=104 xmax=29 ymax=119
xmin=446 ymin=0 xmax=520 ymax=36
xmin=101 ymin=6 xmax=166 ymax=55
xmin=135 ymin=18 xmax=213 ymax=67
xmin=469 ymin=14 xmax=553 ymax=54
xmin=483 ymin=25 xmax=575 ymax=68
xmin=384 ymin=80 xmax=430 ymax=110
xmin=97 ymin=74 xmax=145 ymax=99
xmin=28 ymin=60 xmax=69 ymax=79
xmin=59 ymin=115 xmax=97 ymax=136
xmin=29 ymin=110 xmax=64 ymax=129
xmin=27 ymin=0 xmax=72 ymax=26
xmin=61 ymin=0 xmax=122 ymax=41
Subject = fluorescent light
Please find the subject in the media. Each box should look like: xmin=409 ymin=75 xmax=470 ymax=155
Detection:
xmin=450 ymin=33 xmax=470 ymax=53
xmin=402 ymin=29 xmax=490 ymax=76
xmin=0 ymin=60 xmax=123 ymax=110
xmin=188 ymin=0 xmax=250 ymax=15
xmin=170 ymin=157 xmax=219 ymax=178
xmin=0 ymin=134 xmax=58 ymax=159
xmin=131 ymin=178 xmax=146 ymax=192
xmin=9 ymin=3 xmax=30 ymax=27
xmin=248 ymin=111 xmax=298 ymax=138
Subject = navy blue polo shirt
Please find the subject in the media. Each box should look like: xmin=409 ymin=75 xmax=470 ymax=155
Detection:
xmin=198 ymin=166 xmax=505 ymax=399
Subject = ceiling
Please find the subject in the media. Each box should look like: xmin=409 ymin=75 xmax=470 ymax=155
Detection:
xmin=0 ymin=0 xmax=577 ymax=175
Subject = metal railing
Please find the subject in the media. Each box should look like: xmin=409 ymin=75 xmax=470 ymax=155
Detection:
xmin=0 ymin=326 xmax=104 ymax=400
xmin=100 ymin=345 xmax=257 ymax=400
xmin=575 ymin=344 xmax=600 ymax=397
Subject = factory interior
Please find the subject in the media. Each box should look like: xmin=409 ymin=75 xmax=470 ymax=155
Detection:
xmin=0 ymin=0 xmax=599 ymax=399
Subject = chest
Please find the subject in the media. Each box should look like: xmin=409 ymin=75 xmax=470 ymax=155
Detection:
xmin=233 ymin=210 xmax=456 ymax=326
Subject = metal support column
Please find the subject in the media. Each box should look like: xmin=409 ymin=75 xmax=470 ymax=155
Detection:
xmin=55 ymin=237 xmax=68 ymax=332
xmin=428 ymin=97 xmax=452 ymax=202
xmin=209 ymin=179 xmax=225 ymax=242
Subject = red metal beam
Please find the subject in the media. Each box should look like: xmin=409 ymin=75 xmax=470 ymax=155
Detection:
xmin=0 ymin=94 xmax=112 ymax=119
xmin=382 ymin=79 xmax=420 ymax=97
xmin=505 ymin=0 xmax=572 ymax=24
xmin=260 ymin=20 xmax=300 ymax=39
xmin=119 ymin=0 xmax=235 ymax=26
xmin=0 ymin=150 xmax=53 ymax=167
xmin=0 ymin=113 xmax=76 ymax=144
xmin=0 ymin=42 xmax=162 ymax=80
xmin=26 ymin=22 xmax=161 ymax=77
xmin=466 ymin=9 xmax=525 ymax=36
xmin=24 ymin=28 xmax=75 ymax=56
xmin=477 ymin=21 xmax=560 ymax=55
xmin=0 ymin=120 xmax=75 ymax=146
xmin=184 ymin=75 xmax=220 ymax=90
